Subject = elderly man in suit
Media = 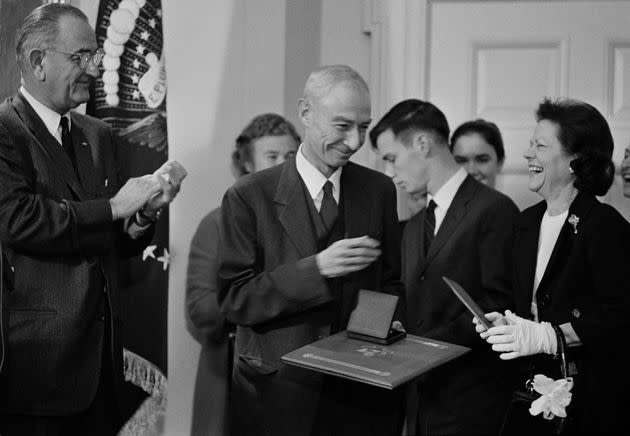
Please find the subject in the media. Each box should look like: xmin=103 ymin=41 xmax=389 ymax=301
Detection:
xmin=0 ymin=4 xmax=185 ymax=435
xmin=217 ymin=65 xmax=404 ymax=436
xmin=370 ymin=99 xmax=519 ymax=435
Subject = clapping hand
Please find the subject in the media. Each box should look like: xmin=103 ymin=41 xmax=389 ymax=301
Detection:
xmin=109 ymin=175 xmax=162 ymax=220
xmin=144 ymin=160 xmax=188 ymax=213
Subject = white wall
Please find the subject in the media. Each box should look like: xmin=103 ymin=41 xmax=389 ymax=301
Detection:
xmin=162 ymin=0 xmax=311 ymax=434
xmin=321 ymin=0 xmax=375 ymax=168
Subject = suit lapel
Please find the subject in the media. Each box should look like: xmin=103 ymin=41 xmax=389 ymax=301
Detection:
xmin=69 ymin=117 xmax=97 ymax=199
xmin=536 ymin=192 xmax=598 ymax=293
xmin=12 ymin=92 xmax=86 ymax=200
xmin=423 ymin=176 xmax=476 ymax=268
xmin=340 ymin=163 xmax=370 ymax=239
xmin=274 ymin=158 xmax=318 ymax=258
xmin=517 ymin=201 xmax=545 ymax=297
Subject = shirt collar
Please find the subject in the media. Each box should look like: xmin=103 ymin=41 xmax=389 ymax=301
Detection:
xmin=295 ymin=143 xmax=342 ymax=201
xmin=20 ymin=85 xmax=71 ymax=137
xmin=429 ymin=167 xmax=467 ymax=212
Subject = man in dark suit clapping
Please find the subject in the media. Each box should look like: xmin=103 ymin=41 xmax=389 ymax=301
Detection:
xmin=217 ymin=65 xmax=404 ymax=436
xmin=0 ymin=4 xmax=185 ymax=435
xmin=371 ymin=99 xmax=519 ymax=436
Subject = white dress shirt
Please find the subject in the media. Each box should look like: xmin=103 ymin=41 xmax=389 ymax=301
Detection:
xmin=295 ymin=144 xmax=342 ymax=212
xmin=427 ymin=167 xmax=468 ymax=235
xmin=20 ymin=86 xmax=70 ymax=145
xmin=531 ymin=210 xmax=568 ymax=321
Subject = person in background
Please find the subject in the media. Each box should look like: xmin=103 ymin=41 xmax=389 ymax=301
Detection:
xmin=217 ymin=65 xmax=403 ymax=436
xmin=0 ymin=4 xmax=185 ymax=435
xmin=185 ymin=113 xmax=299 ymax=436
xmin=370 ymin=99 xmax=519 ymax=436
xmin=451 ymin=118 xmax=505 ymax=189
xmin=476 ymin=98 xmax=630 ymax=434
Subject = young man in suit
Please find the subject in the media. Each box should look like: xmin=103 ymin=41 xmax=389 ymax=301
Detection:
xmin=370 ymin=99 xmax=519 ymax=435
xmin=0 ymin=4 xmax=185 ymax=435
xmin=217 ymin=65 xmax=404 ymax=436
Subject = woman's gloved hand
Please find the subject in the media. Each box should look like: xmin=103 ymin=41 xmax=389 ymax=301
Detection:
xmin=474 ymin=310 xmax=557 ymax=360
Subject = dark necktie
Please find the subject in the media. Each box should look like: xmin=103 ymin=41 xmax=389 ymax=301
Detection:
xmin=59 ymin=116 xmax=79 ymax=177
xmin=423 ymin=199 xmax=437 ymax=256
xmin=319 ymin=180 xmax=338 ymax=233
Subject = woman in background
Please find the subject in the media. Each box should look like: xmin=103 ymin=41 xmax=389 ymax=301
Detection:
xmin=451 ymin=119 xmax=505 ymax=189
xmin=475 ymin=99 xmax=630 ymax=434
xmin=185 ymin=113 xmax=300 ymax=436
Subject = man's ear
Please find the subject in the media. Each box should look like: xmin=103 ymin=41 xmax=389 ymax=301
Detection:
xmin=298 ymin=98 xmax=312 ymax=126
xmin=411 ymin=132 xmax=431 ymax=157
xmin=28 ymin=49 xmax=46 ymax=81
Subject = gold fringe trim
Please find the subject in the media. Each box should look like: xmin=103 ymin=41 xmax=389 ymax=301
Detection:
xmin=122 ymin=348 xmax=167 ymax=397
xmin=118 ymin=349 xmax=167 ymax=436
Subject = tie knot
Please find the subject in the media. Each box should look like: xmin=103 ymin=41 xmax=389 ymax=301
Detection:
xmin=427 ymin=199 xmax=437 ymax=213
xmin=323 ymin=180 xmax=334 ymax=196
xmin=60 ymin=116 xmax=70 ymax=132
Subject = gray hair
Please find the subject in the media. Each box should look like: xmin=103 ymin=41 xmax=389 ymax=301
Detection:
xmin=303 ymin=65 xmax=369 ymax=104
xmin=15 ymin=3 xmax=88 ymax=71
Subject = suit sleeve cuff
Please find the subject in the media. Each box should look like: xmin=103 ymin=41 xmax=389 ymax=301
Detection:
xmin=66 ymin=198 xmax=113 ymax=227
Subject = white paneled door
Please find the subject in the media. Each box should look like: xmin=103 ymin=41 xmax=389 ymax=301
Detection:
xmin=367 ymin=0 xmax=630 ymax=220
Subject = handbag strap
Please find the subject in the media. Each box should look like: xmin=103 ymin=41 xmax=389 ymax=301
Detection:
xmin=551 ymin=323 xmax=569 ymax=379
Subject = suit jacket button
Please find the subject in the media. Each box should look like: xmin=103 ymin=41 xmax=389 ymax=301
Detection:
xmin=420 ymin=275 xmax=425 ymax=281
xmin=539 ymin=293 xmax=550 ymax=306
xmin=571 ymin=308 xmax=581 ymax=318
xmin=100 ymin=315 xmax=105 ymax=321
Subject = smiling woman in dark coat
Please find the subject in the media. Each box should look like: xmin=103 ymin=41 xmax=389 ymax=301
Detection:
xmin=476 ymin=98 xmax=630 ymax=435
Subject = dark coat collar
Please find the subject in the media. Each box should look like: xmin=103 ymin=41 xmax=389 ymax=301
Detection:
xmin=516 ymin=190 xmax=599 ymax=296
xmin=11 ymin=91 xmax=88 ymax=200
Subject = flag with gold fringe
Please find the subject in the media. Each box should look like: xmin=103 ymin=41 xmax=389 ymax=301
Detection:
xmin=86 ymin=0 xmax=168 ymax=428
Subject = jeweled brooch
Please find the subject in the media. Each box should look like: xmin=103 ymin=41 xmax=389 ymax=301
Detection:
xmin=568 ymin=214 xmax=580 ymax=234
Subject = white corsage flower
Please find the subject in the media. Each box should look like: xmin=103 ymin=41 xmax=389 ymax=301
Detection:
xmin=529 ymin=374 xmax=573 ymax=420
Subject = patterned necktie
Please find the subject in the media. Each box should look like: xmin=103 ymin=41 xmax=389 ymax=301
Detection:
xmin=423 ymin=199 xmax=437 ymax=256
xmin=59 ymin=116 xmax=79 ymax=177
xmin=319 ymin=180 xmax=338 ymax=233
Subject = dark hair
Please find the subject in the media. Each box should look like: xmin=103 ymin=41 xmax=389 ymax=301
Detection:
xmin=232 ymin=113 xmax=301 ymax=176
xmin=535 ymin=98 xmax=615 ymax=196
xmin=370 ymin=99 xmax=450 ymax=149
xmin=450 ymin=119 xmax=505 ymax=163
xmin=16 ymin=3 xmax=88 ymax=71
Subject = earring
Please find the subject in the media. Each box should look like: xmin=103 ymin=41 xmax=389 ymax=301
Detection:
xmin=569 ymin=166 xmax=574 ymax=174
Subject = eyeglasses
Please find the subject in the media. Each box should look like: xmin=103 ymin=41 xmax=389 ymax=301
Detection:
xmin=44 ymin=48 xmax=105 ymax=70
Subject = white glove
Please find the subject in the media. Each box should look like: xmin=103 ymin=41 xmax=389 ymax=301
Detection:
xmin=481 ymin=310 xmax=557 ymax=360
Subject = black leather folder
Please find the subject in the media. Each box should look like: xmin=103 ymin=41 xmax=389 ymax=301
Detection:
xmin=281 ymin=331 xmax=470 ymax=390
